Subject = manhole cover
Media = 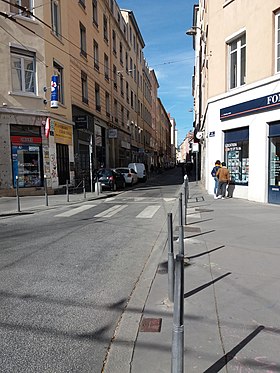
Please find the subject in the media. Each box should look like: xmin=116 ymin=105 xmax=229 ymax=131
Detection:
xmin=140 ymin=318 xmax=162 ymax=332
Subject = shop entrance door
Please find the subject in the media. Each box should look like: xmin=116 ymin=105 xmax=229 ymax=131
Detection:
xmin=56 ymin=143 xmax=70 ymax=185
xmin=268 ymin=136 xmax=280 ymax=204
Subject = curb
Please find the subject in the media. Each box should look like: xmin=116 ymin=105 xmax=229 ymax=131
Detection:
xmin=102 ymin=186 xmax=181 ymax=373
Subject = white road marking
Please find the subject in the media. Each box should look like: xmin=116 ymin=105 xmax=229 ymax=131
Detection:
xmin=55 ymin=204 xmax=96 ymax=217
xmin=136 ymin=205 xmax=160 ymax=219
xmin=163 ymin=198 xmax=176 ymax=202
xmin=94 ymin=205 xmax=128 ymax=218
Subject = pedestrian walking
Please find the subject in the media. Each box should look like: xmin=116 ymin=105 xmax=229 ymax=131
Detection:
xmin=215 ymin=162 xmax=230 ymax=199
xmin=211 ymin=160 xmax=221 ymax=197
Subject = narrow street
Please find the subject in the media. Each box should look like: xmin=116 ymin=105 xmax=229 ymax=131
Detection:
xmin=0 ymin=168 xmax=183 ymax=373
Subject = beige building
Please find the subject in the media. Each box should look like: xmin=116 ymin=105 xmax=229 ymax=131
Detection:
xmin=0 ymin=0 xmax=74 ymax=195
xmin=190 ymin=0 xmax=280 ymax=204
xmin=0 ymin=0 xmax=172 ymax=195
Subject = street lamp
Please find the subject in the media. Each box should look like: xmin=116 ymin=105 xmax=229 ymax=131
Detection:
xmin=186 ymin=25 xmax=205 ymax=185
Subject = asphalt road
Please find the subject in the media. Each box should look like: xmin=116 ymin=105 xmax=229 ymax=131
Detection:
xmin=0 ymin=168 xmax=183 ymax=373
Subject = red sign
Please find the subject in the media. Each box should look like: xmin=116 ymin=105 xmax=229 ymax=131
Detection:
xmin=11 ymin=136 xmax=42 ymax=144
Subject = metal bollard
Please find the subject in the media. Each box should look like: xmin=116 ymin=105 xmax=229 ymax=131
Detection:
xmin=44 ymin=175 xmax=48 ymax=207
xmin=184 ymin=177 xmax=188 ymax=226
xmin=16 ymin=176 xmax=20 ymax=212
xmin=171 ymin=254 xmax=184 ymax=373
xmin=66 ymin=180 xmax=69 ymax=202
xmin=168 ymin=213 xmax=175 ymax=303
xmin=83 ymin=178 xmax=86 ymax=199
xmin=178 ymin=193 xmax=183 ymax=227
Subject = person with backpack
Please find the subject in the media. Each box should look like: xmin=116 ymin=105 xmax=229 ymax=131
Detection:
xmin=215 ymin=162 xmax=230 ymax=199
xmin=211 ymin=160 xmax=221 ymax=196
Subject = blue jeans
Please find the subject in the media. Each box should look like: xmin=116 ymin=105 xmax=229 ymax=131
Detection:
xmin=214 ymin=177 xmax=219 ymax=195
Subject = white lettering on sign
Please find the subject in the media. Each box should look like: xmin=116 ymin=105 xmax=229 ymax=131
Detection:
xmin=267 ymin=94 xmax=280 ymax=105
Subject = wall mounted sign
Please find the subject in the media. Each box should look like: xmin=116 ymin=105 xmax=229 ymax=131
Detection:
xmin=220 ymin=92 xmax=280 ymax=121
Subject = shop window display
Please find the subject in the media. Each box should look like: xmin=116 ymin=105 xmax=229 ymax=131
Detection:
xmin=224 ymin=127 xmax=249 ymax=186
xmin=269 ymin=137 xmax=280 ymax=187
xmin=12 ymin=145 xmax=42 ymax=188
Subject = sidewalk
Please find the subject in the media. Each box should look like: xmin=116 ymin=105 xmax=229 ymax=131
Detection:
xmin=104 ymin=181 xmax=280 ymax=373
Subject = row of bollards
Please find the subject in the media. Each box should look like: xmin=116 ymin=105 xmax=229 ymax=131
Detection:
xmin=169 ymin=176 xmax=189 ymax=373
xmin=14 ymin=177 xmax=99 ymax=212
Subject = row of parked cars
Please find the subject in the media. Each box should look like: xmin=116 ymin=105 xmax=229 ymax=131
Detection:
xmin=95 ymin=163 xmax=146 ymax=191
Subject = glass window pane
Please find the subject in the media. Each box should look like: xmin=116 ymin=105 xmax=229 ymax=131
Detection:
xmin=230 ymin=51 xmax=237 ymax=88
xmin=240 ymin=47 xmax=246 ymax=85
xmin=269 ymin=138 xmax=280 ymax=186
xmin=241 ymin=34 xmax=246 ymax=46
xmin=230 ymin=41 xmax=237 ymax=52
xmin=11 ymin=68 xmax=22 ymax=91
xmin=25 ymin=71 xmax=34 ymax=92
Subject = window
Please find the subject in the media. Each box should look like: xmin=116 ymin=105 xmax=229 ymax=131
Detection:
xmin=224 ymin=127 xmax=249 ymax=185
xmin=80 ymin=22 xmax=87 ymax=57
xmin=126 ymin=82 xmax=129 ymax=103
xmin=228 ymin=34 xmax=246 ymax=89
xmin=51 ymin=0 xmax=61 ymax=37
xmin=79 ymin=0 xmax=85 ymax=9
xmin=95 ymin=83 xmax=101 ymax=111
xmin=53 ymin=60 xmax=64 ymax=104
xmin=133 ymin=64 xmax=136 ymax=81
xmin=130 ymin=90 xmax=134 ymax=109
xmin=121 ymin=105 xmax=124 ymax=126
xmin=125 ymin=52 xmax=128 ymax=73
xmin=112 ymin=30 xmax=116 ymax=55
xmin=114 ymin=99 xmax=118 ymax=122
xmin=11 ymin=48 xmax=36 ymax=94
xmin=105 ymin=91 xmax=110 ymax=117
xmin=130 ymin=57 xmax=133 ymax=76
xmin=120 ymin=74 xmax=124 ymax=96
xmin=10 ymin=0 xmax=32 ymax=18
xmin=113 ymin=65 xmax=117 ymax=89
xmin=110 ymin=0 xmax=114 ymax=12
xmin=104 ymin=53 xmax=109 ymax=80
xmin=92 ymin=0 xmax=98 ymax=26
xmin=276 ymin=12 xmax=280 ymax=72
xmin=119 ymin=42 xmax=123 ymax=65
xmin=93 ymin=40 xmax=99 ymax=70
xmin=103 ymin=14 xmax=108 ymax=42
xmin=81 ymin=71 xmax=88 ymax=104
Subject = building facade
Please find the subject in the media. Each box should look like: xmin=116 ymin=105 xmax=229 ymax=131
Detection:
xmin=190 ymin=0 xmax=280 ymax=204
xmin=0 ymin=0 xmax=173 ymax=196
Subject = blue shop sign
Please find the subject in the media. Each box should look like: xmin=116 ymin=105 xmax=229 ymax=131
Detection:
xmin=220 ymin=92 xmax=280 ymax=121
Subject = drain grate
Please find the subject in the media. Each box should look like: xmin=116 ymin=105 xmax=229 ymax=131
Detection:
xmin=140 ymin=318 xmax=162 ymax=332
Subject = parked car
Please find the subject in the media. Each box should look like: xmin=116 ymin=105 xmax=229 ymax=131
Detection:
xmin=127 ymin=163 xmax=147 ymax=182
xmin=95 ymin=168 xmax=126 ymax=191
xmin=115 ymin=167 xmax=138 ymax=186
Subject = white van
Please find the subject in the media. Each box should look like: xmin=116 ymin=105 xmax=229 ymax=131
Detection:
xmin=128 ymin=163 xmax=147 ymax=182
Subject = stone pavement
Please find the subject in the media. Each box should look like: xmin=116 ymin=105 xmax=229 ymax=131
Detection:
xmin=104 ymin=181 xmax=280 ymax=373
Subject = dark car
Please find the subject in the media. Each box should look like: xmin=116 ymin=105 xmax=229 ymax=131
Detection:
xmin=95 ymin=168 xmax=126 ymax=191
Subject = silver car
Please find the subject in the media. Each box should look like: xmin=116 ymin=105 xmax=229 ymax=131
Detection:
xmin=114 ymin=167 xmax=138 ymax=186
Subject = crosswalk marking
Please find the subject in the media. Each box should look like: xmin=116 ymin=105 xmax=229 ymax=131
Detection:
xmin=55 ymin=204 xmax=96 ymax=217
xmin=94 ymin=204 xmax=128 ymax=218
xmin=136 ymin=205 xmax=160 ymax=219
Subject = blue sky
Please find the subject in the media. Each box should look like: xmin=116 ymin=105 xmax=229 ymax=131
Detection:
xmin=117 ymin=0 xmax=197 ymax=145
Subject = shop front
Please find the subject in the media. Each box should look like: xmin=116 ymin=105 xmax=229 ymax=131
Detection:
xmin=10 ymin=125 xmax=43 ymax=188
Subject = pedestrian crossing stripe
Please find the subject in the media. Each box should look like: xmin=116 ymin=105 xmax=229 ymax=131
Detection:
xmin=55 ymin=204 xmax=96 ymax=217
xmin=136 ymin=205 xmax=160 ymax=219
xmin=94 ymin=205 xmax=128 ymax=218
xmin=54 ymin=203 xmax=161 ymax=219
